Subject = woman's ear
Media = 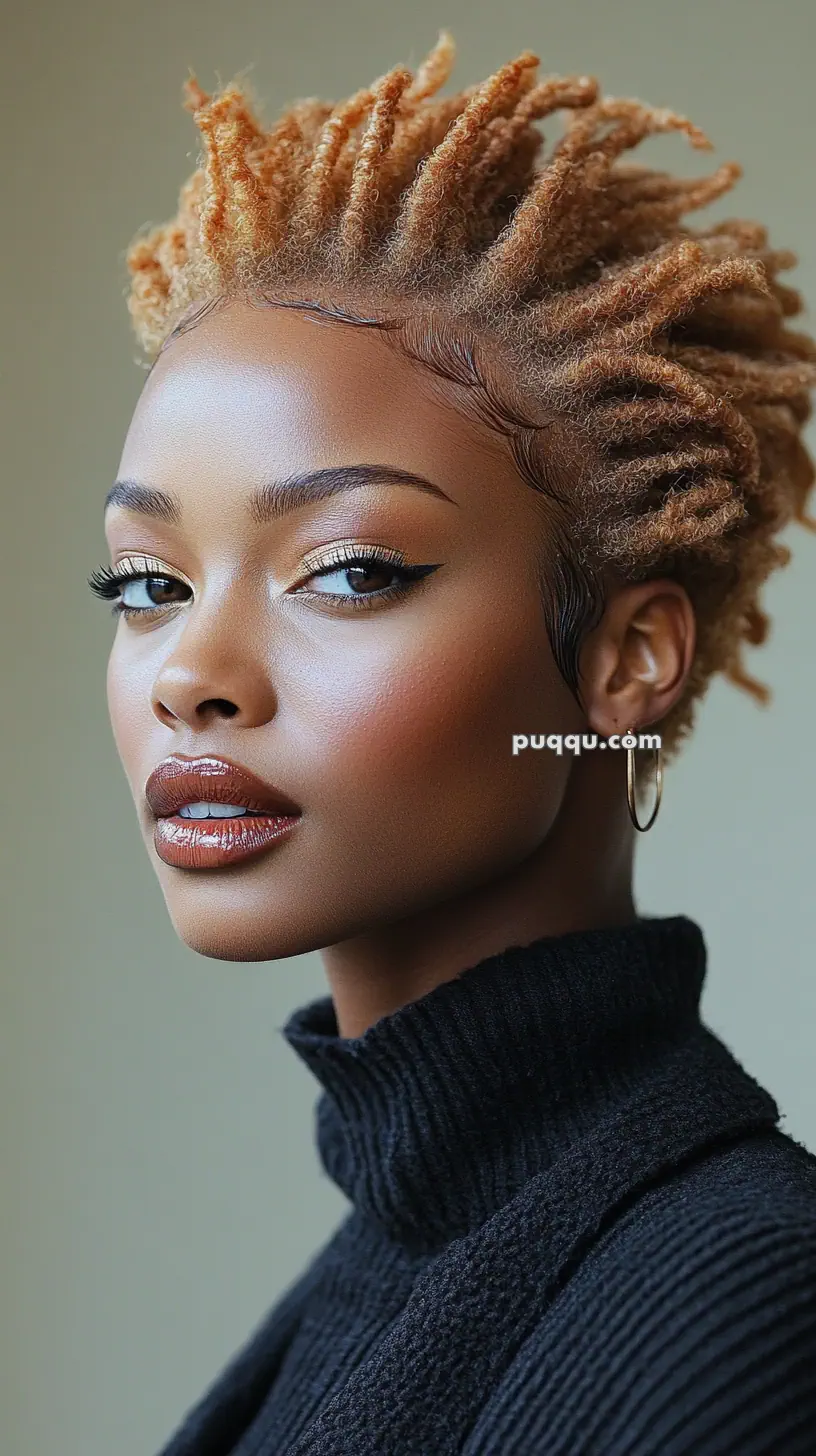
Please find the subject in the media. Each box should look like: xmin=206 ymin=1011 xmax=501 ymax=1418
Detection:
xmin=578 ymin=580 xmax=696 ymax=737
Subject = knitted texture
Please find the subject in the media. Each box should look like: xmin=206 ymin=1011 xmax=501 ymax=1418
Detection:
xmin=157 ymin=916 xmax=816 ymax=1454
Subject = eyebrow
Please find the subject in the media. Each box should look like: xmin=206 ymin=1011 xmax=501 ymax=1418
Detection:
xmin=103 ymin=464 xmax=456 ymax=524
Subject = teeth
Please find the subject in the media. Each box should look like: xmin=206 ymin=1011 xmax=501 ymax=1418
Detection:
xmin=177 ymin=802 xmax=251 ymax=819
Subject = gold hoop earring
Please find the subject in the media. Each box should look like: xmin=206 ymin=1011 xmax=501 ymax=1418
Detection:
xmin=625 ymin=734 xmax=663 ymax=832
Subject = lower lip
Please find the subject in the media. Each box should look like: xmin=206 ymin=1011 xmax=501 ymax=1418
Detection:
xmin=153 ymin=812 xmax=301 ymax=869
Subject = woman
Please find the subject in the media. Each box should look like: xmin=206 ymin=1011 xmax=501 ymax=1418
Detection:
xmin=89 ymin=31 xmax=816 ymax=1454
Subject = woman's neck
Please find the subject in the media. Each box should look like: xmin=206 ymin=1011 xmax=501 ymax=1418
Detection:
xmin=321 ymin=772 xmax=636 ymax=1038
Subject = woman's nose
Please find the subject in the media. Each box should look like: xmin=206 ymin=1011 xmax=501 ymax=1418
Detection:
xmin=149 ymin=601 xmax=279 ymax=731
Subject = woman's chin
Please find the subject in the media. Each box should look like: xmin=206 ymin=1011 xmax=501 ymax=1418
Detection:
xmin=163 ymin=903 xmax=328 ymax=963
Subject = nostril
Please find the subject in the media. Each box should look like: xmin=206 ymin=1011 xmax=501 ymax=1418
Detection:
xmin=199 ymin=699 xmax=240 ymax=718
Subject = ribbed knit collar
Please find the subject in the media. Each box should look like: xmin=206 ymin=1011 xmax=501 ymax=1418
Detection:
xmin=283 ymin=915 xmax=713 ymax=1253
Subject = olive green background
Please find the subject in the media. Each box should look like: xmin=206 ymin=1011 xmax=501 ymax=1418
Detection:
xmin=2 ymin=1 xmax=815 ymax=1452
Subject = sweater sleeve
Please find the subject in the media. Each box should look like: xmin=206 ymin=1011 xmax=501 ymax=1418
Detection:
xmin=464 ymin=1211 xmax=816 ymax=1456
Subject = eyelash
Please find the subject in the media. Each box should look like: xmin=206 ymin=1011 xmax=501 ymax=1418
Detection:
xmin=86 ymin=547 xmax=440 ymax=620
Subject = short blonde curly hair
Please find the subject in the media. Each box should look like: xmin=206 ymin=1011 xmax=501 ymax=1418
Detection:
xmin=123 ymin=31 xmax=816 ymax=758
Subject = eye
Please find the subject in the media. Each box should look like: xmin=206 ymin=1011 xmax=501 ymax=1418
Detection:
xmin=292 ymin=545 xmax=442 ymax=610
xmin=307 ymin=558 xmax=409 ymax=596
xmin=87 ymin=556 xmax=192 ymax=619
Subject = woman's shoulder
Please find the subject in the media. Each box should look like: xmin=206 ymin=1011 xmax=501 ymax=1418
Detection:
xmin=465 ymin=1130 xmax=816 ymax=1455
xmin=589 ymin=1125 xmax=816 ymax=1311
xmin=557 ymin=1126 xmax=816 ymax=1347
xmin=616 ymin=1121 xmax=816 ymax=1231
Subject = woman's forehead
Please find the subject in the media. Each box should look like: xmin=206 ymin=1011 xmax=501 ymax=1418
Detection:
xmin=120 ymin=299 xmax=524 ymax=507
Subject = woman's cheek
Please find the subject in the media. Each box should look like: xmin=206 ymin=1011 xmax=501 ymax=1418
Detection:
xmin=297 ymin=626 xmax=541 ymax=809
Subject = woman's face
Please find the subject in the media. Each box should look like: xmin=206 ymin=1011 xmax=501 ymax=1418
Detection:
xmin=105 ymin=297 xmax=587 ymax=961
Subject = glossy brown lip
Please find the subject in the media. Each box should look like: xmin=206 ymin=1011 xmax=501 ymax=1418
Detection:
xmin=144 ymin=754 xmax=302 ymax=820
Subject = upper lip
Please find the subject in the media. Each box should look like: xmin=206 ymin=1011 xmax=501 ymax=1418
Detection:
xmin=144 ymin=755 xmax=302 ymax=819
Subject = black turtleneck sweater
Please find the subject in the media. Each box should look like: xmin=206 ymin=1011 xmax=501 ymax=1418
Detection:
xmin=157 ymin=915 xmax=816 ymax=1455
